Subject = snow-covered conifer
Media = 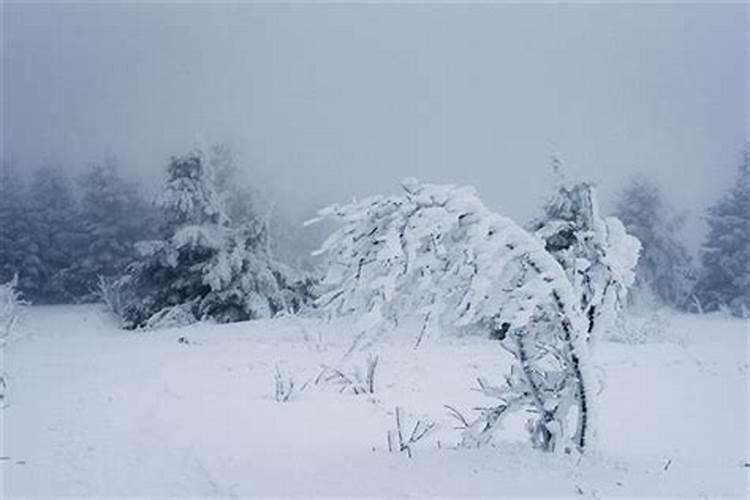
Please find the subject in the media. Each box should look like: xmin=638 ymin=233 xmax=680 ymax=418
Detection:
xmin=117 ymin=148 xmax=314 ymax=329
xmin=311 ymin=178 xmax=598 ymax=452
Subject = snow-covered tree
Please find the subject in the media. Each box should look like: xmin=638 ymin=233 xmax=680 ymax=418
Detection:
xmin=529 ymin=173 xmax=641 ymax=342
xmin=311 ymin=178 xmax=598 ymax=453
xmin=614 ymin=175 xmax=695 ymax=309
xmin=117 ymin=148 xmax=314 ymax=329
xmin=198 ymin=217 xmax=316 ymax=323
xmin=696 ymin=148 xmax=750 ymax=317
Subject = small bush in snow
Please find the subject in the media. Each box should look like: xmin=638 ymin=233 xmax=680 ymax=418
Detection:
xmin=317 ymin=354 xmax=379 ymax=395
xmin=606 ymin=310 xmax=684 ymax=345
xmin=311 ymin=178 xmax=599 ymax=452
xmin=0 ymin=275 xmax=26 ymax=344
xmin=96 ymin=275 xmax=127 ymax=318
xmin=0 ymin=275 xmax=25 ymax=408
xmin=273 ymin=366 xmax=298 ymax=403
xmin=386 ymin=406 xmax=436 ymax=458
xmin=0 ymin=375 xmax=6 ymax=409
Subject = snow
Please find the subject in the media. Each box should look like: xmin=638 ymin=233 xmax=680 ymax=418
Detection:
xmin=2 ymin=305 xmax=748 ymax=497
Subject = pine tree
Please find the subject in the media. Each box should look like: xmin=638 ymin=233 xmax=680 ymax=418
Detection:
xmin=0 ymin=163 xmax=36 ymax=294
xmin=117 ymin=148 xmax=314 ymax=329
xmin=614 ymin=175 xmax=695 ymax=309
xmin=25 ymin=165 xmax=85 ymax=303
xmin=64 ymin=159 xmax=154 ymax=301
xmin=697 ymin=148 xmax=750 ymax=317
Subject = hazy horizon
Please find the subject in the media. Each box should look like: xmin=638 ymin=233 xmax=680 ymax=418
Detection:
xmin=3 ymin=3 xmax=748 ymax=250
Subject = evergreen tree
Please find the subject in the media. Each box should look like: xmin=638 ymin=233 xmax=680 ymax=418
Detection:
xmin=117 ymin=148 xmax=314 ymax=329
xmin=614 ymin=175 xmax=695 ymax=309
xmin=697 ymin=148 xmax=750 ymax=317
xmin=0 ymin=163 xmax=36 ymax=294
xmin=64 ymin=159 xmax=154 ymax=301
xmin=25 ymin=164 xmax=85 ymax=303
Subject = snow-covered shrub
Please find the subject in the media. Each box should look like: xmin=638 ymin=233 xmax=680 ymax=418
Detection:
xmin=273 ymin=366 xmax=296 ymax=403
xmin=318 ymin=354 xmax=379 ymax=395
xmin=0 ymin=275 xmax=25 ymax=409
xmin=606 ymin=310 xmax=684 ymax=345
xmin=529 ymin=174 xmax=641 ymax=343
xmin=0 ymin=275 xmax=26 ymax=345
xmin=144 ymin=303 xmax=199 ymax=330
xmin=96 ymin=275 xmax=127 ymax=318
xmin=117 ymin=149 xmax=316 ymax=329
xmin=311 ymin=178 xmax=598 ymax=452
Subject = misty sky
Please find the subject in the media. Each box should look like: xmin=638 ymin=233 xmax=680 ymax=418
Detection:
xmin=3 ymin=3 xmax=747 ymax=249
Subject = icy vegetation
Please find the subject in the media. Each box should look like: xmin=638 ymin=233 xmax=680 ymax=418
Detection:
xmin=529 ymin=173 xmax=641 ymax=343
xmin=0 ymin=275 xmax=25 ymax=345
xmin=0 ymin=276 xmax=25 ymax=410
xmin=310 ymin=178 xmax=640 ymax=453
xmin=0 ymin=148 xmax=747 ymax=497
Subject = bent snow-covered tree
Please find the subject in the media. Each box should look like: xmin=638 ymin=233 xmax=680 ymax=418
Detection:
xmin=529 ymin=174 xmax=641 ymax=343
xmin=311 ymin=178 xmax=598 ymax=453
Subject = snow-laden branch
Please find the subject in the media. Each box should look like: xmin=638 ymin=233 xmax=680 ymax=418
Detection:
xmin=529 ymin=179 xmax=641 ymax=345
xmin=311 ymin=178 xmax=598 ymax=452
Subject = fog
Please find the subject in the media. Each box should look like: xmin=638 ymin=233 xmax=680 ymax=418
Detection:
xmin=3 ymin=3 xmax=747 ymax=249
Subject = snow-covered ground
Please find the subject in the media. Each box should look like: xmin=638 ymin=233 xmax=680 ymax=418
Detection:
xmin=2 ymin=305 xmax=747 ymax=498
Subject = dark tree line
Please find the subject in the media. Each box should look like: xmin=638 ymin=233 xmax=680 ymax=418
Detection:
xmin=1 ymin=145 xmax=747 ymax=320
xmin=696 ymin=147 xmax=750 ymax=316
xmin=614 ymin=146 xmax=749 ymax=317
xmin=0 ymin=146 xmax=317 ymax=329
xmin=0 ymin=159 xmax=156 ymax=304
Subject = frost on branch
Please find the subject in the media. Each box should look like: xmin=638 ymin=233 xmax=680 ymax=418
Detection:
xmin=528 ymin=175 xmax=641 ymax=343
xmin=311 ymin=178 xmax=598 ymax=452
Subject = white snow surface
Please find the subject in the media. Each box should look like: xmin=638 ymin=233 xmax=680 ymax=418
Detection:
xmin=2 ymin=305 xmax=748 ymax=498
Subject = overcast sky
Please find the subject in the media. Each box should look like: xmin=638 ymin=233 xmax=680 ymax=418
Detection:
xmin=3 ymin=3 xmax=747 ymax=249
